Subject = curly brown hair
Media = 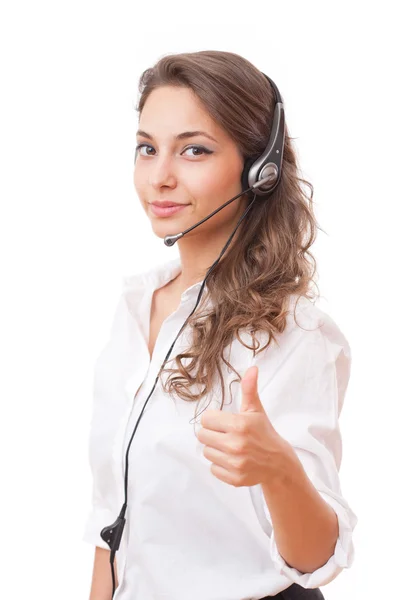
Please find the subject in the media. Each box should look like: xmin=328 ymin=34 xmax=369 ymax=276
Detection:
xmin=134 ymin=50 xmax=322 ymax=421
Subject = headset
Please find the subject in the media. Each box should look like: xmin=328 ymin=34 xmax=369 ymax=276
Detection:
xmin=100 ymin=72 xmax=285 ymax=599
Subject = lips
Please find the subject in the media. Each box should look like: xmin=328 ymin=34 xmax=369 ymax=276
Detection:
xmin=151 ymin=201 xmax=187 ymax=207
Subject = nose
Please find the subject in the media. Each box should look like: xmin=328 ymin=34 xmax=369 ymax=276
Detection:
xmin=148 ymin=154 xmax=177 ymax=191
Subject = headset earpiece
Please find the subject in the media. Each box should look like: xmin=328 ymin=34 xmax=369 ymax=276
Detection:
xmin=241 ymin=73 xmax=285 ymax=197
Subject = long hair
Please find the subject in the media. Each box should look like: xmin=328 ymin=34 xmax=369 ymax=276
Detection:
xmin=134 ymin=50 xmax=322 ymax=419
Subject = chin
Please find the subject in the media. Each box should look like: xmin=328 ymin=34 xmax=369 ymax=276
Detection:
xmin=149 ymin=221 xmax=182 ymax=238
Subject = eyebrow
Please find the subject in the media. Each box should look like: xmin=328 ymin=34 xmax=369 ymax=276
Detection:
xmin=136 ymin=129 xmax=218 ymax=143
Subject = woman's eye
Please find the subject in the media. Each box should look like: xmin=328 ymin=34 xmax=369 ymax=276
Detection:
xmin=184 ymin=146 xmax=211 ymax=156
xmin=135 ymin=144 xmax=212 ymax=157
xmin=135 ymin=144 xmax=155 ymax=157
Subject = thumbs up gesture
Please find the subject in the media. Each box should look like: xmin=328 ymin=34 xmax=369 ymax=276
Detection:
xmin=197 ymin=365 xmax=294 ymax=487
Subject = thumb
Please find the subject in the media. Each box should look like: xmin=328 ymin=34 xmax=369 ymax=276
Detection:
xmin=240 ymin=365 xmax=265 ymax=413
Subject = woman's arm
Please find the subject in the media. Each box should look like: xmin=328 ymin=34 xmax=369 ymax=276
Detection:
xmin=261 ymin=445 xmax=339 ymax=573
xmin=252 ymin=306 xmax=358 ymax=587
xmin=88 ymin=547 xmax=118 ymax=600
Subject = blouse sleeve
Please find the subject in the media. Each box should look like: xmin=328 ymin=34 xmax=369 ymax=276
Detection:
xmin=82 ymin=291 xmax=126 ymax=550
xmin=254 ymin=302 xmax=358 ymax=588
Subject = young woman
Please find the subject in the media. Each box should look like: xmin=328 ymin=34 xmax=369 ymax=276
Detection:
xmin=83 ymin=50 xmax=357 ymax=600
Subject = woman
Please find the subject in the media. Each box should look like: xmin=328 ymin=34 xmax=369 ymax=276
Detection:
xmin=83 ymin=50 xmax=357 ymax=600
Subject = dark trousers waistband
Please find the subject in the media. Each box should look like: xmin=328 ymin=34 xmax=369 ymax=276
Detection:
xmin=259 ymin=582 xmax=325 ymax=599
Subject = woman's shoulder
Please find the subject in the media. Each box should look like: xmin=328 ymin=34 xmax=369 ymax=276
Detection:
xmin=286 ymin=294 xmax=351 ymax=352
xmin=249 ymin=294 xmax=351 ymax=371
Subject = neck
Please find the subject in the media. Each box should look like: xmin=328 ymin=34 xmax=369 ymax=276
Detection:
xmin=168 ymin=194 xmax=250 ymax=295
xmin=171 ymin=229 xmax=240 ymax=295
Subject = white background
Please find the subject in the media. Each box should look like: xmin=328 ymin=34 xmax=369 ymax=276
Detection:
xmin=1 ymin=1 xmax=406 ymax=598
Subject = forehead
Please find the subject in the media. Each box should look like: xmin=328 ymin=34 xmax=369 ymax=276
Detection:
xmin=138 ymin=85 xmax=228 ymax=142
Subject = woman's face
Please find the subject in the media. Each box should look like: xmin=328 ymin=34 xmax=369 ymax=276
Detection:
xmin=133 ymin=85 xmax=247 ymax=242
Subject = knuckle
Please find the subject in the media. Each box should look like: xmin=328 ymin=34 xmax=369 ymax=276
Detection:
xmin=229 ymin=439 xmax=245 ymax=455
xmin=232 ymin=456 xmax=246 ymax=470
xmin=234 ymin=418 xmax=248 ymax=434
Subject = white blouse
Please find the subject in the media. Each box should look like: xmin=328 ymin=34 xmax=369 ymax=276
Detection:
xmin=82 ymin=256 xmax=358 ymax=599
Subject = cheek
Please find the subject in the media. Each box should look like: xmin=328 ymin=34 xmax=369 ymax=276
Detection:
xmin=133 ymin=168 xmax=148 ymax=203
xmin=133 ymin=168 xmax=141 ymax=192
xmin=187 ymin=163 xmax=240 ymax=203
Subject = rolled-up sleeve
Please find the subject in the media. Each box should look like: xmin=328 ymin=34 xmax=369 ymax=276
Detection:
xmin=82 ymin=504 xmax=118 ymax=550
xmin=255 ymin=303 xmax=358 ymax=588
